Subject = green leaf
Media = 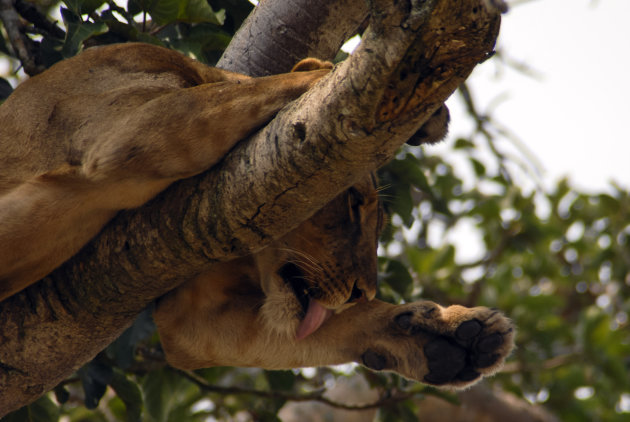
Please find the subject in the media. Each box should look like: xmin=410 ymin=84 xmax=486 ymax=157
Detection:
xmin=53 ymin=385 xmax=70 ymax=404
xmin=109 ymin=370 xmax=143 ymax=422
xmin=39 ymin=36 xmax=64 ymax=68
xmin=103 ymin=19 xmax=164 ymax=45
xmin=141 ymin=368 xmax=197 ymax=422
xmin=2 ymin=395 xmax=60 ymax=422
xmin=453 ymin=137 xmax=475 ymax=149
xmin=431 ymin=244 xmax=455 ymax=271
xmin=183 ymin=0 xmax=225 ymax=24
xmin=78 ymin=360 xmax=114 ymax=409
xmin=257 ymin=411 xmax=282 ymax=422
xmin=383 ymin=259 xmax=413 ymax=297
xmin=168 ymin=24 xmax=232 ymax=63
xmin=146 ymin=0 xmax=180 ymax=25
xmin=142 ymin=370 xmax=173 ymax=422
xmin=377 ymin=400 xmax=418 ymax=422
xmin=421 ymin=386 xmax=460 ymax=404
xmin=598 ymin=193 xmax=620 ymax=213
xmin=144 ymin=0 xmax=225 ymax=25
xmin=265 ymin=370 xmax=296 ymax=392
xmin=63 ymin=0 xmax=106 ymax=15
xmin=0 ymin=78 xmax=13 ymax=100
xmin=470 ymin=157 xmax=486 ymax=177
xmin=0 ymin=34 xmax=11 ymax=55
xmin=61 ymin=8 xmax=108 ymax=57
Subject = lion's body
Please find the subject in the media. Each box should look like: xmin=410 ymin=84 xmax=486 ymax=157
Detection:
xmin=0 ymin=43 xmax=514 ymax=388
xmin=0 ymin=43 xmax=329 ymax=299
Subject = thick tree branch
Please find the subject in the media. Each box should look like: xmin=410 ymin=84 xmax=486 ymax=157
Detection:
xmin=219 ymin=0 xmax=369 ymax=76
xmin=0 ymin=0 xmax=502 ymax=414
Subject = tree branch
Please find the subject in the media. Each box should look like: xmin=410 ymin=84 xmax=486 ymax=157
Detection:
xmin=219 ymin=0 xmax=369 ymax=76
xmin=179 ymin=369 xmax=417 ymax=411
xmin=0 ymin=0 xmax=45 ymax=75
xmin=0 ymin=0 xmax=502 ymax=414
xmin=14 ymin=0 xmax=65 ymax=40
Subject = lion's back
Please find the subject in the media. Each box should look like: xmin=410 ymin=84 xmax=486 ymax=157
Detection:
xmin=0 ymin=43 xmax=221 ymax=191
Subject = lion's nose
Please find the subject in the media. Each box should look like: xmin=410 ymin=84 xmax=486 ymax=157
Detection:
xmin=347 ymin=282 xmax=364 ymax=303
xmin=346 ymin=277 xmax=376 ymax=303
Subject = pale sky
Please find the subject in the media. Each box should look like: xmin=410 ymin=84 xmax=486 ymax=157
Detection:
xmin=445 ymin=0 xmax=630 ymax=193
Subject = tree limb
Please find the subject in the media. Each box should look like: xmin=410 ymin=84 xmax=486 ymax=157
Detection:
xmin=219 ymin=0 xmax=369 ymax=76
xmin=0 ymin=0 xmax=45 ymax=75
xmin=179 ymin=369 xmax=417 ymax=411
xmin=0 ymin=0 xmax=502 ymax=414
xmin=14 ymin=0 xmax=65 ymax=40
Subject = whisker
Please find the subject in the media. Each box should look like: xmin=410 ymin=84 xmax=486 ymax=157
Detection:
xmin=375 ymin=183 xmax=392 ymax=193
xmin=277 ymin=247 xmax=324 ymax=276
xmin=288 ymin=259 xmax=324 ymax=277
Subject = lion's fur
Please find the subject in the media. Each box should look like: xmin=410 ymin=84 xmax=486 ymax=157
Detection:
xmin=0 ymin=43 xmax=514 ymax=388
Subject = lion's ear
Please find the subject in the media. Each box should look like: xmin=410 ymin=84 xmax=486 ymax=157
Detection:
xmin=291 ymin=58 xmax=333 ymax=72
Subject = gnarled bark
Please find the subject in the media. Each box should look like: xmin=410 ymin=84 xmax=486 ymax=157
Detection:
xmin=0 ymin=0 xmax=501 ymax=414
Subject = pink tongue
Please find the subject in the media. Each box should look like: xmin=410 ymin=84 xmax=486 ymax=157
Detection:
xmin=295 ymin=299 xmax=333 ymax=340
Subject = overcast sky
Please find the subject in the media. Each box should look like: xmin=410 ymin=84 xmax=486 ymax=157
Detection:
xmin=445 ymin=0 xmax=630 ymax=193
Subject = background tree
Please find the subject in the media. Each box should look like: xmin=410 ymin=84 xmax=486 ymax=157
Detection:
xmin=0 ymin=1 xmax=628 ymax=422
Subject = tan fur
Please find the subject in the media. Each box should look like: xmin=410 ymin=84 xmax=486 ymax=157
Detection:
xmin=1 ymin=43 xmax=514 ymax=388
xmin=0 ymin=43 xmax=330 ymax=300
xmin=155 ymin=174 xmax=515 ymax=387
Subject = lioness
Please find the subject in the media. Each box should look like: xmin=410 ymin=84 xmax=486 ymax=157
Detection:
xmin=0 ymin=43 xmax=513 ymax=387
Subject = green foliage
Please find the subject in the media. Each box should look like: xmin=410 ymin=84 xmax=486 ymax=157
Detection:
xmin=0 ymin=78 xmax=12 ymax=100
xmin=0 ymin=0 xmax=240 ymax=68
xmin=1 ymin=0 xmax=629 ymax=421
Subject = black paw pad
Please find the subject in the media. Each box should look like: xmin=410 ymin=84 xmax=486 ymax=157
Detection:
xmin=457 ymin=367 xmax=480 ymax=382
xmin=424 ymin=338 xmax=466 ymax=384
xmin=455 ymin=319 xmax=482 ymax=341
xmin=423 ymin=319 xmax=507 ymax=385
xmin=362 ymin=350 xmax=387 ymax=371
xmin=478 ymin=333 xmax=504 ymax=352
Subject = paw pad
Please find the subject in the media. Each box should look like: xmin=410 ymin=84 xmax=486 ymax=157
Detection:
xmin=455 ymin=319 xmax=482 ymax=341
xmin=421 ymin=318 xmax=508 ymax=385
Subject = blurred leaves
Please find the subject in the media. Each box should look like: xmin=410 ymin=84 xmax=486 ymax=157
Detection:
xmin=1 ymin=0 xmax=629 ymax=421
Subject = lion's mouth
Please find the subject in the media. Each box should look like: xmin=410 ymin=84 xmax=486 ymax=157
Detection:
xmin=278 ymin=262 xmax=333 ymax=340
xmin=279 ymin=262 xmax=310 ymax=315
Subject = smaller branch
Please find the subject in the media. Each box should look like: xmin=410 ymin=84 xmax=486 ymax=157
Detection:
xmin=106 ymin=1 xmax=135 ymax=25
xmin=458 ymin=82 xmax=513 ymax=184
xmin=458 ymin=81 xmax=545 ymax=189
xmin=0 ymin=0 xmax=44 ymax=75
xmin=501 ymin=353 xmax=577 ymax=373
xmin=178 ymin=369 xmax=417 ymax=411
xmin=14 ymin=0 xmax=65 ymax=39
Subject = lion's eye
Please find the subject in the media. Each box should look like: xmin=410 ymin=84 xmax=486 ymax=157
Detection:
xmin=348 ymin=187 xmax=364 ymax=208
xmin=348 ymin=187 xmax=364 ymax=222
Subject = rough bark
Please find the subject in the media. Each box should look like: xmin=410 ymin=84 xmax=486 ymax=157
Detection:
xmin=0 ymin=0 xmax=501 ymax=414
xmin=219 ymin=0 xmax=369 ymax=76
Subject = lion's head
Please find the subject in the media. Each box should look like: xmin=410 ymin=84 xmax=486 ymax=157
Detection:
xmin=254 ymin=173 xmax=384 ymax=339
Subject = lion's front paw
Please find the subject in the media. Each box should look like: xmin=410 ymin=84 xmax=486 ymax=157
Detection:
xmin=361 ymin=302 xmax=515 ymax=388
